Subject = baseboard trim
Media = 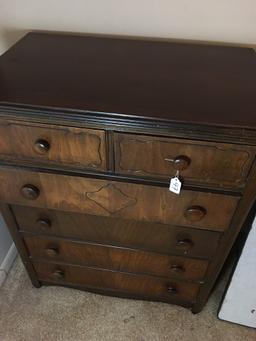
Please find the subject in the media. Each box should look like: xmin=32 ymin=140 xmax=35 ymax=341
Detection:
xmin=0 ymin=243 xmax=17 ymax=287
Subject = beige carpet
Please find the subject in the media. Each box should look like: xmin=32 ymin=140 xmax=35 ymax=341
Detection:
xmin=0 ymin=258 xmax=255 ymax=341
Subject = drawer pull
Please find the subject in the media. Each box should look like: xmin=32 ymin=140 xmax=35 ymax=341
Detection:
xmin=176 ymin=239 xmax=194 ymax=251
xmin=34 ymin=139 xmax=50 ymax=154
xmin=36 ymin=217 xmax=52 ymax=230
xmin=45 ymin=247 xmax=59 ymax=257
xmin=167 ymin=285 xmax=178 ymax=294
xmin=164 ymin=155 xmax=191 ymax=171
xmin=184 ymin=206 xmax=207 ymax=222
xmin=52 ymin=269 xmax=65 ymax=280
xmin=20 ymin=184 xmax=40 ymax=200
xmin=170 ymin=265 xmax=185 ymax=274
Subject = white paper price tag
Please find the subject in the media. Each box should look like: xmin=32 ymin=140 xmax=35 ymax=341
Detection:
xmin=169 ymin=176 xmax=182 ymax=195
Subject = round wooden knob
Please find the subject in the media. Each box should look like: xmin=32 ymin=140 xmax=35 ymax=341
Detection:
xmin=167 ymin=285 xmax=177 ymax=294
xmin=20 ymin=184 xmax=40 ymax=200
xmin=170 ymin=265 xmax=185 ymax=274
xmin=45 ymin=247 xmax=59 ymax=257
xmin=36 ymin=217 xmax=52 ymax=230
xmin=176 ymin=238 xmax=194 ymax=250
xmin=52 ymin=269 xmax=65 ymax=280
xmin=34 ymin=139 xmax=50 ymax=154
xmin=184 ymin=206 xmax=207 ymax=222
xmin=173 ymin=155 xmax=191 ymax=171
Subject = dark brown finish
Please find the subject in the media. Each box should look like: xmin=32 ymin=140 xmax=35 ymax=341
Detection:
xmin=13 ymin=205 xmax=220 ymax=259
xmin=1 ymin=32 xmax=256 ymax=129
xmin=1 ymin=33 xmax=256 ymax=313
xmin=36 ymin=217 xmax=52 ymax=230
xmin=167 ymin=285 xmax=178 ymax=294
xmin=44 ymin=246 xmax=59 ymax=257
xmin=0 ymin=167 xmax=239 ymax=231
xmin=0 ymin=120 xmax=106 ymax=171
xmin=176 ymin=239 xmax=194 ymax=251
xmin=170 ymin=265 xmax=185 ymax=274
xmin=169 ymin=155 xmax=191 ymax=171
xmin=33 ymin=261 xmax=200 ymax=303
xmin=33 ymin=139 xmax=51 ymax=155
xmin=20 ymin=184 xmax=40 ymax=200
xmin=184 ymin=206 xmax=207 ymax=222
xmin=114 ymin=133 xmax=256 ymax=188
xmin=52 ymin=269 xmax=65 ymax=280
xmin=23 ymin=235 xmax=209 ymax=281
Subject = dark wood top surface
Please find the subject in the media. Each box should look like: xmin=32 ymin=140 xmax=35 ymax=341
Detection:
xmin=0 ymin=32 xmax=256 ymax=128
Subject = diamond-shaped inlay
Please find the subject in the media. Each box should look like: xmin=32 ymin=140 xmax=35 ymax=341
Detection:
xmin=86 ymin=183 xmax=137 ymax=214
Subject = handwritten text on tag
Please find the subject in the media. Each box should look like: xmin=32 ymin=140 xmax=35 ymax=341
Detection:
xmin=169 ymin=176 xmax=182 ymax=195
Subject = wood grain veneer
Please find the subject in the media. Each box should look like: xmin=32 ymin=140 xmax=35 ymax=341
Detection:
xmin=1 ymin=32 xmax=256 ymax=313
xmin=13 ymin=205 xmax=220 ymax=259
xmin=0 ymin=120 xmax=106 ymax=171
xmin=24 ymin=235 xmax=209 ymax=282
xmin=0 ymin=167 xmax=239 ymax=231
xmin=114 ymin=133 xmax=255 ymax=188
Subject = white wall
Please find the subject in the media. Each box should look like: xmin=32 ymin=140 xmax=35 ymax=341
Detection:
xmin=0 ymin=0 xmax=256 ymax=55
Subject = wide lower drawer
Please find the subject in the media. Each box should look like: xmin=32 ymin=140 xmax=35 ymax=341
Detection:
xmin=34 ymin=261 xmax=200 ymax=303
xmin=13 ymin=205 xmax=220 ymax=259
xmin=24 ymin=235 xmax=209 ymax=281
xmin=1 ymin=167 xmax=239 ymax=231
xmin=114 ymin=132 xmax=255 ymax=188
xmin=0 ymin=120 xmax=106 ymax=171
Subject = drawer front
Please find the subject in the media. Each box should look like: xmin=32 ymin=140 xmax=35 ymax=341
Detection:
xmin=24 ymin=235 xmax=209 ymax=281
xmin=0 ymin=120 xmax=106 ymax=170
xmin=14 ymin=205 xmax=220 ymax=259
xmin=114 ymin=133 xmax=255 ymax=187
xmin=33 ymin=261 xmax=200 ymax=303
xmin=1 ymin=167 xmax=239 ymax=231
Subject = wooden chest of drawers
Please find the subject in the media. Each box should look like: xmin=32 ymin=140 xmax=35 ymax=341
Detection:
xmin=0 ymin=32 xmax=256 ymax=313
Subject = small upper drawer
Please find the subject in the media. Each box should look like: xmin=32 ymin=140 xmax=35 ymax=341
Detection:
xmin=0 ymin=120 xmax=106 ymax=171
xmin=114 ymin=133 xmax=256 ymax=187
